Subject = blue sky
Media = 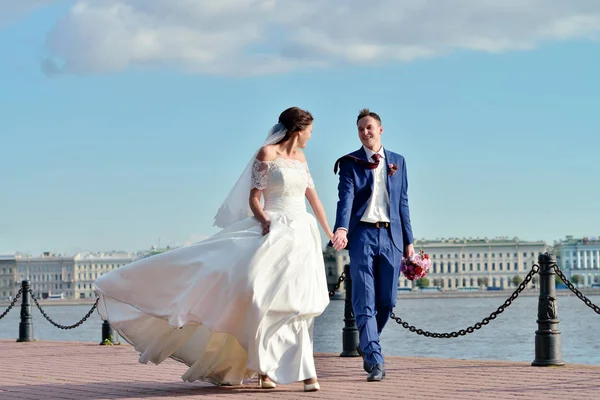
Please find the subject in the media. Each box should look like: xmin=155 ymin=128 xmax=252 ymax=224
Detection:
xmin=1 ymin=1 xmax=599 ymax=255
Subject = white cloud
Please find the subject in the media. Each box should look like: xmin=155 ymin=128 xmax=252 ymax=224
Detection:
xmin=38 ymin=0 xmax=600 ymax=76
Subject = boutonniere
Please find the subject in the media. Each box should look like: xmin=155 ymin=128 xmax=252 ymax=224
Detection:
xmin=388 ymin=163 xmax=399 ymax=177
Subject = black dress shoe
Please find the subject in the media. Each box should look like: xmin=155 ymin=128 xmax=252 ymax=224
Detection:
xmin=367 ymin=364 xmax=385 ymax=381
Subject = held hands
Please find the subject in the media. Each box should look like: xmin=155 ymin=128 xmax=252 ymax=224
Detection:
xmin=405 ymin=243 xmax=415 ymax=258
xmin=331 ymin=229 xmax=348 ymax=251
xmin=260 ymin=220 xmax=271 ymax=236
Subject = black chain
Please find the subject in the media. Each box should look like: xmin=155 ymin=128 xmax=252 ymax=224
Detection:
xmin=554 ymin=264 xmax=600 ymax=315
xmin=390 ymin=264 xmax=540 ymax=338
xmin=0 ymin=287 xmax=23 ymax=320
xmin=329 ymin=271 xmax=346 ymax=298
xmin=28 ymin=289 xmax=99 ymax=329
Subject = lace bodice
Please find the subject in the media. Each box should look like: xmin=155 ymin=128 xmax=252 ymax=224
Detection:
xmin=252 ymin=158 xmax=315 ymax=198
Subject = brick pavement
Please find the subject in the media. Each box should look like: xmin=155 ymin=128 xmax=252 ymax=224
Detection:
xmin=1 ymin=340 xmax=599 ymax=399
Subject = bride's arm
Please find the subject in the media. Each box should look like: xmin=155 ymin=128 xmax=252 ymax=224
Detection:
xmin=306 ymin=188 xmax=334 ymax=241
xmin=249 ymin=188 xmax=270 ymax=235
xmin=249 ymin=146 xmax=274 ymax=235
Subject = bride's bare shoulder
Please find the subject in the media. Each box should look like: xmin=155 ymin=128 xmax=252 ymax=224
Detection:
xmin=256 ymin=145 xmax=277 ymax=162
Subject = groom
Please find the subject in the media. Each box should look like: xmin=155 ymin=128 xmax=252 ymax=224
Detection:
xmin=332 ymin=108 xmax=414 ymax=381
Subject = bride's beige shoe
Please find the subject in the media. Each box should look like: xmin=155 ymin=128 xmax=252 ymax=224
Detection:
xmin=304 ymin=381 xmax=320 ymax=392
xmin=258 ymin=375 xmax=276 ymax=389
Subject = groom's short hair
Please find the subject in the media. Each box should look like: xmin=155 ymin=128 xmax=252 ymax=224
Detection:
xmin=357 ymin=108 xmax=381 ymax=125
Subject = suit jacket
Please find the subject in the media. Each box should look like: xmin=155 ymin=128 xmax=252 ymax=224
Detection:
xmin=334 ymin=147 xmax=414 ymax=251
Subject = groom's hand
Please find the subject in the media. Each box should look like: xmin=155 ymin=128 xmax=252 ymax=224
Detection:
xmin=332 ymin=229 xmax=348 ymax=251
xmin=405 ymin=243 xmax=415 ymax=258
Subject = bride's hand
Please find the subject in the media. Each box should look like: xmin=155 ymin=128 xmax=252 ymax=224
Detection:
xmin=260 ymin=220 xmax=271 ymax=235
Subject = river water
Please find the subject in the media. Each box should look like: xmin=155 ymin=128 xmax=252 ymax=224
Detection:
xmin=1 ymin=295 xmax=599 ymax=365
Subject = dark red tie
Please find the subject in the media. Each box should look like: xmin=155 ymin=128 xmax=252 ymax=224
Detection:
xmin=333 ymin=155 xmax=380 ymax=174
xmin=372 ymin=153 xmax=381 ymax=163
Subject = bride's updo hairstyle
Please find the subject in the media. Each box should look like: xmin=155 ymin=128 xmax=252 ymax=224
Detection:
xmin=277 ymin=107 xmax=313 ymax=144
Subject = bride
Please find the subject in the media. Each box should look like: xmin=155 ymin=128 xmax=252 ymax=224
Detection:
xmin=94 ymin=107 xmax=333 ymax=392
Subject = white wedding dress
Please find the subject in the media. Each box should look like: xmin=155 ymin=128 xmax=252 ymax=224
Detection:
xmin=94 ymin=158 xmax=329 ymax=385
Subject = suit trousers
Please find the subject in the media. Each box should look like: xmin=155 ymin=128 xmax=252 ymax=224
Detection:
xmin=349 ymin=223 xmax=401 ymax=366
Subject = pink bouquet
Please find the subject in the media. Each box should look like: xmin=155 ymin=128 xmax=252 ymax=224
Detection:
xmin=401 ymin=250 xmax=431 ymax=281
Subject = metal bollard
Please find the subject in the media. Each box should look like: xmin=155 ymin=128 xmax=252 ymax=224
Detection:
xmin=16 ymin=280 xmax=35 ymax=342
xmin=100 ymin=320 xmax=120 ymax=345
xmin=532 ymin=253 xmax=565 ymax=366
xmin=340 ymin=264 xmax=359 ymax=357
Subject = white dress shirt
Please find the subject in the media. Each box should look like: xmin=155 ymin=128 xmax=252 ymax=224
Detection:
xmin=360 ymin=145 xmax=391 ymax=223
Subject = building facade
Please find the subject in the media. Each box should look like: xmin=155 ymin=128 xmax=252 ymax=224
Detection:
xmin=72 ymin=251 xmax=138 ymax=299
xmin=0 ymin=255 xmax=17 ymax=299
xmin=323 ymin=246 xmax=349 ymax=295
xmin=399 ymin=237 xmax=548 ymax=290
xmin=554 ymin=235 xmax=600 ymax=287
xmin=14 ymin=251 xmax=138 ymax=300
xmin=16 ymin=252 xmax=74 ymax=299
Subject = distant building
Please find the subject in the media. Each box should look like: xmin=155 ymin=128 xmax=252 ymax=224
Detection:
xmin=404 ymin=237 xmax=548 ymax=290
xmin=72 ymin=251 xmax=138 ymax=299
xmin=14 ymin=251 xmax=138 ymax=300
xmin=554 ymin=235 xmax=600 ymax=287
xmin=0 ymin=255 xmax=17 ymax=299
xmin=16 ymin=252 xmax=74 ymax=299
xmin=323 ymin=246 xmax=349 ymax=295
xmin=139 ymin=245 xmax=176 ymax=258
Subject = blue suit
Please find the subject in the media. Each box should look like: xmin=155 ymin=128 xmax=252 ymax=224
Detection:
xmin=334 ymin=147 xmax=414 ymax=367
